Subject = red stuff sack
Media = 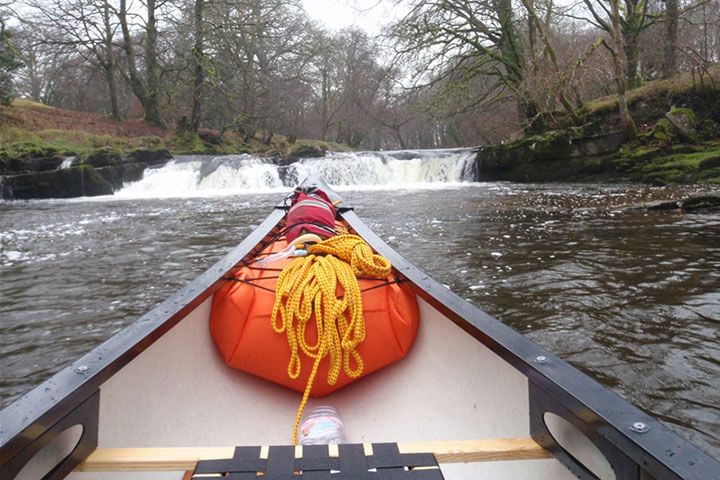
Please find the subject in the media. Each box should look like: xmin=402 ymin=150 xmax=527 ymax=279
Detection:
xmin=285 ymin=189 xmax=337 ymax=243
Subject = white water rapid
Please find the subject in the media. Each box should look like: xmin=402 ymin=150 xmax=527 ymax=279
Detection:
xmin=115 ymin=149 xmax=477 ymax=198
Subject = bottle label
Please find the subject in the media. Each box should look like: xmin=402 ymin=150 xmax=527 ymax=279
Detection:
xmin=300 ymin=416 xmax=345 ymax=443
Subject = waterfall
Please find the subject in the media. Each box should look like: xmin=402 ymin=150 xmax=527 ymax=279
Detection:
xmin=115 ymin=149 xmax=477 ymax=199
xmin=58 ymin=157 xmax=76 ymax=169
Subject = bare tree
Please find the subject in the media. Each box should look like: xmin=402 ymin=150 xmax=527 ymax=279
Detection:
xmin=389 ymin=0 xmax=539 ymax=128
xmin=520 ymin=0 xmax=581 ymax=122
xmin=1 ymin=8 xmax=23 ymax=105
xmin=189 ymin=0 xmax=204 ymax=131
xmin=118 ymin=0 xmax=163 ymax=126
xmin=579 ymin=0 xmax=655 ymax=89
xmin=21 ymin=0 xmax=123 ymax=118
xmin=662 ymin=0 xmax=679 ymax=78
xmin=609 ymin=0 xmax=638 ymax=138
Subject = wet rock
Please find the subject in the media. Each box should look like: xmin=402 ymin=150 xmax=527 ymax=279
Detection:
xmin=681 ymin=195 xmax=720 ymax=213
xmin=0 ymin=148 xmax=174 ymax=199
xmin=282 ymin=144 xmax=326 ymax=164
xmin=665 ymin=108 xmax=700 ymax=143
xmin=124 ymin=148 xmax=172 ymax=166
xmin=645 ymin=200 xmax=682 ymax=210
xmin=699 ymin=118 xmax=720 ymax=140
xmin=0 ymin=150 xmax=64 ymax=174
xmin=475 ymin=131 xmax=625 ymax=182
xmin=78 ymin=148 xmax=123 ymax=168
xmin=120 ymin=149 xmax=172 ymax=183
xmin=3 ymin=166 xmax=114 ymax=199
xmin=631 ymin=194 xmax=720 ymax=213
xmin=120 ymin=162 xmax=150 ymax=183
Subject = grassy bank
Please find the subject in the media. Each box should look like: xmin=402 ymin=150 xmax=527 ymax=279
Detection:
xmin=0 ymin=99 xmax=348 ymax=161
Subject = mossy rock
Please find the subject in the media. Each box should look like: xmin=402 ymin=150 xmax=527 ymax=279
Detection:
xmin=0 ymin=147 xmax=64 ymax=174
xmin=125 ymin=148 xmax=172 ymax=166
xmin=641 ymin=168 xmax=688 ymax=185
xmin=699 ymin=119 xmax=720 ymax=140
xmin=79 ymin=148 xmax=123 ymax=168
xmin=698 ymin=155 xmax=720 ymax=170
xmin=652 ymin=118 xmax=676 ymax=143
xmin=668 ymin=107 xmax=697 ymax=125
xmin=4 ymin=165 xmax=114 ymax=199
xmin=120 ymin=162 xmax=149 ymax=183
xmin=523 ymin=130 xmax=573 ymax=161
xmin=621 ymin=145 xmax=664 ymax=161
xmin=631 ymin=145 xmax=720 ymax=184
xmin=665 ymin=107 xmax=700 ymax=143
xmin=284 ymin=143 xmax=327 ymax=162
xmin=681 ymin=195 xmax=720 ymax=212
xmin=697 ymin=167 xmax=720 ymax=183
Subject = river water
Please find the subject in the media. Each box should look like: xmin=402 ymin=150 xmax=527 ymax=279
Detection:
xmin=1 ymin=150 xmax=719 ymax=458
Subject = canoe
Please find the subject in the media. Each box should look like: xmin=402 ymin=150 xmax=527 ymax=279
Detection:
xmin=1 ymin=177 xmax=718 ymax=480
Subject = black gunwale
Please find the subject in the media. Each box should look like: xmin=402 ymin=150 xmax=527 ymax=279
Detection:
xmin=1 ymin=177 xmax=718 ymax=480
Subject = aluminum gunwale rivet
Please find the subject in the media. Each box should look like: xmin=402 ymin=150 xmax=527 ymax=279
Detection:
xmin=534 ymin=355 xmax=548 ymax=364
xmin=631 ymin=422 xmax=649 ymax=433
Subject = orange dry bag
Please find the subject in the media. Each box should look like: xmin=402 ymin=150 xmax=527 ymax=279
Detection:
xmin=209 ymin=238 xmax=419 ymax=397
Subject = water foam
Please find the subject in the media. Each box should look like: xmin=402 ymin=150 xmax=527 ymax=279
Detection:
xmin=114 ymin=149 xmax=477 ymax=199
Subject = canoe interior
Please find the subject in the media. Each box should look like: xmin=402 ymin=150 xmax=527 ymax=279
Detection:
xmin=15 ymin=229 xmax=603 ymax=479
xmin=4 ymin=177 xmax=719 ymax=480
xmin=69 ymin=297 xmax=584 ymax=479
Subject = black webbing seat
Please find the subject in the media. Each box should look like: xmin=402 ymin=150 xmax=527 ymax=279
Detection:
xmin=191 ymin=443 xmax=445 ymax=479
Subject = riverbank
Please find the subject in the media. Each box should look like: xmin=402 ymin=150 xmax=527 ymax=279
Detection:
xmin=476 ymin=67 xmax=720 ymax=185
xmin=0 ymin=99 xmax=347 ymax=159
xmin=2 ymin=66 xmax=719 ymax=199
xmin=0 ymin=100 xmax=347 ymax=199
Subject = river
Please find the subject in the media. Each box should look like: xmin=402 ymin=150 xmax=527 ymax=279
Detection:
xmin=1 ymin=150 xmax=719 ymax=458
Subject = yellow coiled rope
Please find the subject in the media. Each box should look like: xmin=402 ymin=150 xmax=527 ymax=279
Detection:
xmin=270 ymin=234 xmax=391 ymax=444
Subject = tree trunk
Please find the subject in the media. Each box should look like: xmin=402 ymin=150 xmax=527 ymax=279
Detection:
xmin=623 ymin=33 xmax=641 ymax=89
xmin=321 ymin=65 xmax=329 ymax=140
xmin=518 ymin=98 xmax=545 ymax=133
xmin=610 ymin=0 xmax=638 ymax=138
xmin=102 ymin=0 xmax=120 ymax=120
xmin=662 ymin=0 xmax=679 ymax=78
xmin=143 ymin=0 xmax=162 ymax=126
xmin=528 ymin=7 xmax=538 ymax=78
xmin=118 ymin=0 xmax=163 ymax=126
xmin=190 ymin=0 xmax=205 ymax=131
xmin=28 ymin=52 xmax=42 ymax=102
xmin=105 ymin=65 xmax=120 ymax=120
xmin=495 ymin=0 xmax=524 ymax=90
xmin=520 ymin=0 xmax=581 ymax=123
xmin=495 ymin=0 xmax=533 ymax=129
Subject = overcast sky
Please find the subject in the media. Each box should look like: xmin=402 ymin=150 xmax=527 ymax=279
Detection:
xmin=301 ymin=0 xmax=405 ymax=34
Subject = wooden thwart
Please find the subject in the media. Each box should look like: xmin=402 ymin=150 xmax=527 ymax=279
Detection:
xmin=77 ymin=437 xmax=551 ymax=472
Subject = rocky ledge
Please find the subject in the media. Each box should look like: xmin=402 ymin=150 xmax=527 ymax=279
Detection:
xmin=641 ymin=194 xmax=720 ymax=213
xmin=0 ymin=148 xmax=172 ymax=200
xmin=474 ymin=104 xmax=720 ymax=185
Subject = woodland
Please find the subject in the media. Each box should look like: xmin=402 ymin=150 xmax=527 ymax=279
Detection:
xmin=0 ymin=0 xmax=718 ymax=150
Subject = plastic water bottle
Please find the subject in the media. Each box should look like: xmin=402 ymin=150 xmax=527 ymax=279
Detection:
xmin=298 ymin=406 xmax=346 ymax=445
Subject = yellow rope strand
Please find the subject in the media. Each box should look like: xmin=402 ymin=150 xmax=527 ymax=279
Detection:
xmin=270 ymin=234 xmax=391 ymax=444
